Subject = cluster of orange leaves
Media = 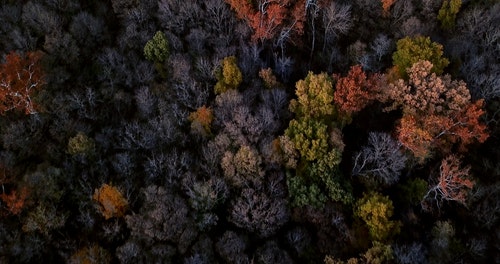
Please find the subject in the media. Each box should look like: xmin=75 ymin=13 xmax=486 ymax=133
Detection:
xmin=189 ymin=105 xmax=214 ymax=135
xmin=0 ymin=51 xmax=44 ymax=115
xmin=333 ymin=65 xmax=381 ymax=115
xmin=0 ymin=187 xmax=29 ymax=215
xmin=92 ymin=184 xmax=128 ymax=220
xmin=259 ymin=68 xmax=280 ymax=89
xmin=225 ymin=0 xmax=306 ymax=42
xmin=384 ymin=61 xmax=488 ymax=160
xmin=381 ymin=0 xmax=396 ymax=15
xmin=436 ymin=155 xmax=474 ymax=205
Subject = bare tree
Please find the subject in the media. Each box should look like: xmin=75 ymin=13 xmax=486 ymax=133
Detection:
xmin=352 ymin=132 xmax=407 ymax=187
xmin=393 ymin=243 xmax=427 ymax=264
xmin=135 ymin=86 xmax=156 ymax=118
xmin=21 ymin=2 xmax=61 ymax=36
xmin=370 ymin=34 xmax=392 ymax=62
xmin=215 ymin=231 xmax=250 ymax=263
xmin=322 ymin=2 xmax=352 ymax=54
xmin=229 ymin=188 xmax=289 ymax=238
xmin=255 ymin=241 xmax=293 ymax=264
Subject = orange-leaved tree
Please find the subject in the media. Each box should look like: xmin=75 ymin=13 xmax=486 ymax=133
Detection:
xmin=0 ymin=187 xmax=29 ymax=216
xmin=189 ymin=105 xmax=214 ymax=136
xmin=384 ymin=60 xmax=488 ymax=160
xmin=0 ymin=51 xmax=44 ymax=115
xmin=225 ymin=0 xmax=306 ymax=42
xmin=423 ymin=155 xmax=474 ymax=210
xmin=93 ymin=184 xmax=128 ymax=220
xmin=381 ymin=0 xmax=396 ymax=16
xmin=333 ymin=65 xmax=381 ymax=115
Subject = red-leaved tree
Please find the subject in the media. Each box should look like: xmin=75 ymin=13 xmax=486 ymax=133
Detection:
xmin=0 ymin=187 xmax=29 ymax=216
xmin=0 ymin=51 xmax=44 ymax=115
xmin=225 ymin=0 xmax=306 ymax=43
xmin=333 ymin=65 xmax=381 ymax=115
xmin=423 ymin=155 xmax=474 ymax=210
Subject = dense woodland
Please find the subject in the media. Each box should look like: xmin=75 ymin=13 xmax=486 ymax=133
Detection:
xmin=0 ymin=0 xmax=499 ymax=263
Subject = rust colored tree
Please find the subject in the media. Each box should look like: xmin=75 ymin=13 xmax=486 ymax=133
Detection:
xmin=93 ymin=184 xmax=129 ymax=220
xmin=384 ymin=61 xmax=488 ymax=160
xmin=423 ymin=155 xmax=474 ymax=210
xmin=0 ymin=187 xmax=28 ymax=216
xmin=189 ymin=105 xmax=214 ymax=136
xmin=0 ymin=51 xmax=44 ymax=115
xmin=333 ymin=65 xmax=381 ymax=115
xmin=381 ymin=0 xmax=396 ymax=16
xmin=225 ymin=0 xmax=306 ymax=42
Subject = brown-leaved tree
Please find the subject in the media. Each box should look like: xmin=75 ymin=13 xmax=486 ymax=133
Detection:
xmin=0 ymin=51 xmax=44 ymax=115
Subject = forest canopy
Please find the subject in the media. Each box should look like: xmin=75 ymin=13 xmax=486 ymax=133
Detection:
xmin=0 ymin=0 xmax=499 ymax=263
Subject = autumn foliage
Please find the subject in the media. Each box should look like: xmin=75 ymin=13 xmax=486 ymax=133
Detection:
xmin=289 ymin=71 xmax=335 ymax=118
xmin=381 ymin=0 xmax=396 ymax=15
xmin=215 ymin=56 xmax=243 ymax=94
xmin=424 ymin=155 xmax=474 ymax=209
xmin=189 ymin=105 xmax=214 ymax=136
xmin=0 ymin=51 xmax=44 ymax=115
xmin=0 ymin=187 xmax=28 ymax=216
xmin=384 ymin=61 xmax=488 ymax=160
xmin=225 ymin=0 xmax=306 ymax=42
xmin=333 ymin=65 xmax=381 ymax=115
xmin=92 ymin=184 xmax=128 ymax=220
xmin=392 ymin=36 xmax=449 ymax=79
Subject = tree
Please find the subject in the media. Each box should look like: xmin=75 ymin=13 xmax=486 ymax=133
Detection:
xmin=255 ymin=240 xmax=293 ymax=264
xmin=354 ymin=192 xmax=400 ymax=241
xmin=289 ymin=71 xmax=335 ymax=118
xmin=384 ymin=60 xmax=470 ymax=116
xmin=221 ymin=145 xmax=265 ymax=188
xmin=396 ymin=114 xmax=434 ymax=160
xmin=189 ymin=106 xmax=214 ymax=136
xmin=429 ymin=220 xmax=460 ymax=263
xmin=92 ymin=184 xmax=129 ymax=220
xmin=67 ymin=132 xmax=95 ymax=155
xmin=321 ymin=2 xmax=352 ymax=53
xmin=214 ymin=56 xmax=243 ymax=94
xmin=423 ymin=155 xmax=474 ymax=210
xmin=285 ymin=118 xmax=329 ymax=161
xmin=215 ymin=231 xmax=250 ymax=263
xmin=384 ymin=61 xmax=489 ymax=159
xmin=370 ymin=34 xmax=392 ymax=62
xmin=393 ymin=243 xmax=427 ymax=264
xmin=392 ymin=36 xmax=449 ymax=79
xmin=144 ymin=31 xmax=169 ymax=63
xmin=362 ymin=242 xmax=393 ymax=264
xmin=381 ymin=0 xmax=396 ymax=16
xmin=259 ymin=68 xmax=280 ymax=89
xmin=69 ymin=244 xmax=111 ymax=264
xmin=0 ymin=187 xmax=28 ymax=216
xmin=287 ymin=173 xmax=327 ymax=208
xmin=437 ymin=0 xmax=461 ymax=30
xmin=333 ymin=65 xmax=381 ymax=115
xmin=352 ymin=132 xmax=407 ymax=188
xmin=22 ymin=203 xmax=67 ymax=236
xmin=225 ymin=0 xmax=306 ymax=43
xmin=324 ymin=242 xmax=393 ymax=264
xmin=229 ymin=188 xmax=289 ymax=237
xmin=144 ymin=31 xmax=169 ymax=77
xmin=125 ymin=185 xmax=196 ymax=255
xmin=308 ymin=149 xmax=353 ymax=204
xmin=0 ymin=51 xmax=44 ymax=115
